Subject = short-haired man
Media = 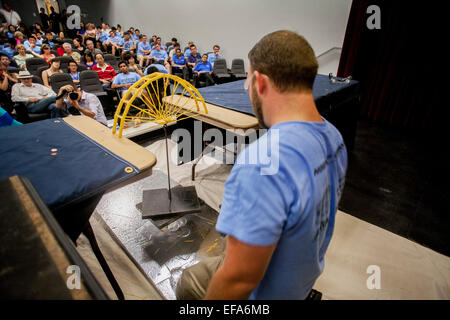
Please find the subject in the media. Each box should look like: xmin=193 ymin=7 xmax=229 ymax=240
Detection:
xmin=207 ymin=45 xmax=223 ymax=66
xmin=186 ymin=44 xmax=201 ymax=80
xmin=67 ymin=60 xmax=80 ymax=87
xmin=54 ymin=84 xmax=107 ymax=125
xmin=92 ymin=53 xmax=116 ymax=88
xmin=62 ymin=43 xmax=81 ymax=63
xmin=120 ymin=32 xmax=136 ymax=59
xmin=193 ymin=54 xmax=214 ymax=87
xmin=43 ymin=32 xmax=54 ymax=49
xmin=149 ymin=43 xmax=171 ymax=73
xmin=176 ymin=30 xmax=348 ymax=300
xmin=112 ymin=61 xmax=141 ymax=95
xmin=171 ymin=47 xmax=189 ymax=80
xmin=183 ymin=41 xmax=194 ymax=57
xmin=11 ymin=70 xmax=58 ymax=117
xmin=84 ymin=39 xmax=102 ymax=57
xmin=137 ymin=35 xmax=152 ymax=68
xmin=24 ymin=36 xmax=41 ymax=54
xmin=0 ymin=3 xmax=21 ymax=27
xmin=103 ymin=29 xmax=123 ymax=56
xmin=166 ymin=37 xmax=177 ymax=53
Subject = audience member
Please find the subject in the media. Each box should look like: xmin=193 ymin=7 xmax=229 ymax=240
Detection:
xmin=125 ymin=54 xmax=143 ymax=76
xmin=54 ymin=83 xmax=107 ymax=125
xmin=0 ymin=3 xmax=21 ymax=27
xmin=92 ymin=53 xmax=116 ymax=88
xmin=103 ymin=28 xmax=122 ymax=56
xmin=30 ymin=43 xmax=55 ymax=64
xmin=43 ymin=32 xmax=54 ymax=49
xmin=41 ymin=57 xmax=63 ymax=88
xmin=168 ymin=42 xmax=180 ymax=59
xmin=84 ymin=39 xmax=102 ymax=57
xmin=1 ymin=52 xmax=19 ymax=72
xmin=186 ymin=44 xmax=201 ymax=79
xmin=149 ymin=43 xmax=171 ymax=73
xmin=11 ymin=70 xmax=58 ymax=117
xmin=24 ymin=36 xmax=41 ymax=54
xmin=48 ymin=7 xmax=60 ymax=33
xmin=0 ymin=63 xmax=17 ymax=113
xmin=137 ymin=35 xmax=152 ymax=68
xmin=14 ymin=31 xmax=24 ymax=45
xmin=1 ymin=38 xmax=16 ymax=59
xmin=166 ymin=37 xmax=177 ymax=53
xmin=62 ymin=42 xmax=81 ymax=63
xmin=82 ymin=51 xmax=95 ymax=69
xmin=120 ymin=31 xmax=135 ymax=59
xmin=193 ymin=54 xmax=215 ymax=87
xmin=171 ymin=47 xmax=189 ymax=80
xmin=67 ymin=60 xmax=80 ymax=87
xmin=145 ymin=63 xmax=168 ymax=75
xmin=112 ymin=61 xmax=141 ymax=95
xmin=35 ymin=32 xmax=44 ymax=45
xmin=208 ymin=44 xmax=223 ymax=66
xmin=184 ymin=41 xmax=194 ymax=57
xmin=39 ymin=8 xmax=49 ymax=30
xmin=73 ymin=38 xmax=85 ymax=52
xmin=13 ymin=44 xmax=33 ymax=70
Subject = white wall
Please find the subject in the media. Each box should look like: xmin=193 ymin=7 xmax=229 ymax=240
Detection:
xmin=106 ymin=0 xmax=352 ymax=72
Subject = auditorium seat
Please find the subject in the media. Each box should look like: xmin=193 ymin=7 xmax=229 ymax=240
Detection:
xmin=231 ymin=59 xmax=246 ymax=79
xmin=212 ymin=59 xmax=231 ymax=84
xmin=25 ymin=58 xmax=48 ymax=77
xmin=50 ymin=73 xmax=74 ymax=93
xmin=79 ymin=70 xmax=107 ymax=97
xmin=104 ymin=54 xmax=119 ymax=72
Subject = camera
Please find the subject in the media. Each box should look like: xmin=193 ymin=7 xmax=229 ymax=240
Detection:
xmin=69 ymin=92 xmax=79 ymax=100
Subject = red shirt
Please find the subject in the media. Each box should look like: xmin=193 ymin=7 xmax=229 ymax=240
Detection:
xmin=91 ymin=63 xmax=116 ymax=81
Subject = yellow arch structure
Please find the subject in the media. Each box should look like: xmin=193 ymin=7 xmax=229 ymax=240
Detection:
xmin=112 ymin=73 xmax=208 ymax=138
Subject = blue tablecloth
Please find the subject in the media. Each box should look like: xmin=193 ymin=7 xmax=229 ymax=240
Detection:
xmin=0 ymin=119 xmax=139 ymax=209
xmin=196 ymin=74 xmax=358 ymax=115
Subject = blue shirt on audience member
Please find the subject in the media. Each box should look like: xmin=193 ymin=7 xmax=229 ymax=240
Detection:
xmin=122 ymin=39 xmax=135 ymax=52
xmin=99 ymin=31 xmax=109 ymax=43
xmin=187 ymin=53 xmax=201 ymax=65
xmin=1 ymin=47 xmax=15 ymax=59
xmin=137 ymin=42 xmax=151 ymax=55
xmin=145 ymin=64 xmax=168 ymax=74
xmin=208 ymin=53 xmax=222 ymax=65
xmin=172 ymin=55 xmax=186 ymax=66
xmin=193 ymin=61 xmax=213 ymax=72
xmin=112 ymin=72 xmax=141 ymax=90
xmin=69 ymin=72 xmax=81 ymax=87
xmin=24 ymin=41 xmax=41 ymax=54
xmin=107 ymin=35 xmax=123 ymax=45
xmin=150 ymin=49 xmax=168 ymax=61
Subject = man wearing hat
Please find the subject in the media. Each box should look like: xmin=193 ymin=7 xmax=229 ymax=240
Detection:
xmin=11 ymin=70 xmax=58 ymax=117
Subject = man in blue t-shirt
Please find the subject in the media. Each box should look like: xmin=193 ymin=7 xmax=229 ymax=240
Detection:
xmin=111 ymin=61 xmax=141 ymax=96
xmin=176 ymin=30 xmax=348 ymax=300
xmin=137 ymin=35 xmax=152 ymax=68
xmin=171 ymin=47 xmax=189 ymax=80
xmin=207 ymin=44 xmax=222 ymax=66
xmin=149 ymin=43 xmax=170 ymax=73
xmin=193 ymin=54 xmax=214 ymax=87
xmin=186 ymin=44 xmax=201 ymax=81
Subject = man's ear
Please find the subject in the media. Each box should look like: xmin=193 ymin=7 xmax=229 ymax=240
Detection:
xmin=254 ymin=71 xmax=269 ymax=95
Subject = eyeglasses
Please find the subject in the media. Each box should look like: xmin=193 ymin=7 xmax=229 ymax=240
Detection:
xmin=244 ymin=73 xmax=254 ymax=92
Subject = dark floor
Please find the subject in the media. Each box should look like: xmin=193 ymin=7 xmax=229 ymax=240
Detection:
xmin=339 ymin=119 xmax=448 ymax=257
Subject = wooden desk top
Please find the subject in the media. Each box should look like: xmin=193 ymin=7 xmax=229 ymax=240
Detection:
xmin=163 ymin=95 xmax=259 ymax=131
xmin=64 ymin=116 xmax=157 ymax=172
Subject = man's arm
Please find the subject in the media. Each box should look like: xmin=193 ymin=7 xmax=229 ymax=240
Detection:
xmin=204 ymin=236 xmax=276 ymax=300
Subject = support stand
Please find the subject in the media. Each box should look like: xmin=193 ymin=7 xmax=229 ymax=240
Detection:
xmin=141 ymin=124 xmax=201 ymax=218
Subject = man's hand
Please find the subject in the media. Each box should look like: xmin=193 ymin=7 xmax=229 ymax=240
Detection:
xmin=28 ymin=97 xmax=39 ymax=103
xmin=100 ymin=79 xmax=110 ymax=84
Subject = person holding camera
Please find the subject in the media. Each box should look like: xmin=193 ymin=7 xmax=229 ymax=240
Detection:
xmin=54 ymin=84 xmax=108 ymax=126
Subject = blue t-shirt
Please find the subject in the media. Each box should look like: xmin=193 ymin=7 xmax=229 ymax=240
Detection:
xmin=24 ymin=41 xmax=41 ymax=54
xmin=172 ymin=54 xmax=186 ymax=66
xmin=122 ymin=39 xmax=135 ymax=51
xmin=1 ymin=47 xmax=15 ymax=59
xmin=150 ymin=49 xmax=168 ymax=61
xmin=145 ymin=64 xmax=168 ymax=74
xmin=137 ymin=42 xmax=151 ymax=55
xmin=69 ymin=72 xmax=80 ymax=87
xmin=187 ymin=53 xmax=201 ymax=64
xmin=98 ymin=31 xmax=109 ymax=43
xmin=193 ymin=61 xmax=213 ymax=72
xmin=216 ymin=120 xmax=347 ymax=300
xmin=112 ymin=72 xmax=141 ymax=90
xmin=207 ymin=53 xmax=222 ymax=65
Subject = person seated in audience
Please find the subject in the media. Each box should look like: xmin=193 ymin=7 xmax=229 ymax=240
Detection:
xmin=151 ymin=37 xmax=164 ymax=50
xmin=166 ymin=37 xmax=177 ymax=54
xmin=1 ymin=52 xmax=19 ymax=72
xmin=35 ymin=32 xmax=44 ymax=45
xmin=82 ymin=51 xmax=95 ymax=69
xmin=72 ymin=37 xmax=85 ymax=52
xmin=171 ymin=47 xmax=189 ymax=81
xmin=103 ymin=28 xmax=123 ymax=56
xmin=208 ymin=44 xmax=223 ymax=66
xmin=184 ymin=41 xmax=194 ymax=57
xmin=125 ymin=53 xmax=143 ymax=77
xmin=54 ymin=83 xmax=107 ymax=125
xmin=23 ymin=36 xmax=41 ymax=54
xmin=55 ymin=31 xmax=65 ymax=45
xmin=84 ymin=23 xmax=97 ymax=45
xmin=6 ymin=25 xmax=16 ymax=39
xmin=0 ymin=63 xmax=17 ymax=114
xmin=116 ymin=24 xmax=123 ymax=37
xmin=193 ymin=53 xmax=215 ymax=87
xmin=67 ymin=60 xmax=80 ymax=87
xmin=168 ymin=42 xmax=180 ymax=59
xmin=62 ymin=42 xmax=81 ymax=63
xmin=84 ymin=39 xmax=102 ymax=57
xmin=41 ymin=57 xmax=63 ymax=88
xmin=111 ymin=60 xmax=141 ymax=96
xmin=43 ymin=32 xmax=54 ymax=49
xmin=119 ymin=31 xmax=135 ymax=59
xmin=134 ymin=29 xmax=141 ymax=42
xmin=11 ymin=70 xmax=58 ymax=117
xmin=149 ymin=43 xmax=171 ymax=73
xmin=76 ymin=21 xmax=86 ymax=41
xmin=128 ymin=27 xmax=136 ymax=40
xmin=97 ymin=25 xmax=109 ymax=46
xmin=186 ymin=44 xmax=201 ymax=79
xmin=1 ymin=38 xmax=16 ymax=60
xmin=30 ymin=44 xmax=55 ymax=65
xmin=14 ymin=31 xmax=24 ymax=45
xmin=92 ymin=52 xmax=116 ymax=89
xmin=150 ymin=35 xmax=157 ymax=46
xmin=13 ymin=44 xmax=33 ymax=70
xmin=137 ymin=35 xmax=152 ymax=68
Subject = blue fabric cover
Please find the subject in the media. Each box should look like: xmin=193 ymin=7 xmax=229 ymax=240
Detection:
xmin=196 ymin=74 xmax=358 ymax=115
xmin=0 ymin=119 xmax=139 ymax=209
